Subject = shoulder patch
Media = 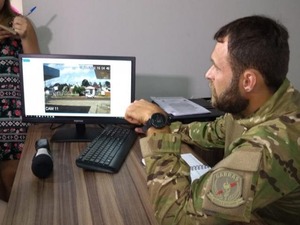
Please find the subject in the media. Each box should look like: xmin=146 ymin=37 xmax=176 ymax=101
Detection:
xmin=207 ymin=170 xmax=245 ymax=208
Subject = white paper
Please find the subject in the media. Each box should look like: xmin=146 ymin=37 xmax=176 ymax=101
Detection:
xmin=151 ymin=96 xmax=210 ymax=116
xmin=181 ymin=153 xmax=211 ymax=181
xmin=142 ymin=153 xmax=211 ymax=182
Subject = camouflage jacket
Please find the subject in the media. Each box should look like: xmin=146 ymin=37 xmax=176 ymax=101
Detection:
xmin=140 ymin=79 xmax=300 ymax=225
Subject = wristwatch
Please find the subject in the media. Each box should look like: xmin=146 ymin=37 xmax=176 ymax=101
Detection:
xmin=142 ymin=113 xmax=170 ymax=133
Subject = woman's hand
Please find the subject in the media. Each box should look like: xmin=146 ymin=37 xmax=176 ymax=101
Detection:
xmin=11 ymin=16 xmax=31 ymax=39
xmin=11 ymin=16 xmax=40 ymax=53
xmin=0 ymin=28 xmax=13 ymax=41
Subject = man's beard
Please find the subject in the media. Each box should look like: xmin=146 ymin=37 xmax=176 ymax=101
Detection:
xmin=210 ymin=76 xmax=249 ymax=114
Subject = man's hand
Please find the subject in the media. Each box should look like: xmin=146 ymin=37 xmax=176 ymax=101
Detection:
xmin=125 ymin=99 xmax=167 ymax=133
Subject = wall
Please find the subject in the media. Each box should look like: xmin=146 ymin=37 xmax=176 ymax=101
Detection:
xmin=23 ymin=0 xmax=300 ymax=100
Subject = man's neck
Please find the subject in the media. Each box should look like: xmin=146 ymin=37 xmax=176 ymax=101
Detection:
xmin=242 ymin=88 xmax=274 ymax=117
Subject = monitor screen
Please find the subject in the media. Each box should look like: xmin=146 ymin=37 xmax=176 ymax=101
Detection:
xmin=19 ymin=54 xmax=136 ymax=142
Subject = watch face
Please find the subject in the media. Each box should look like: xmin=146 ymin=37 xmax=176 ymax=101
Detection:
xmin=151 ymin=113 xmax=167 ymax=128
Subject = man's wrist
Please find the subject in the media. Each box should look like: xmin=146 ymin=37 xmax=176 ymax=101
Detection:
xmin=142 ymin=112 xmax=170 ymax=133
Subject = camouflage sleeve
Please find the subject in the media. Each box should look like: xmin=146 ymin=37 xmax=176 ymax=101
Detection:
xmin=140 ymin=134 xmax=265 ymax=224
xmin=140 ymin=133 xmax=231 ymax=225
xmin=239 ymin=121 xmax=300 ymax=212
xmin=138 ymin=117 xmax=230 ymax=224
xmin=170 ymin=116 xmax=226 ymax=149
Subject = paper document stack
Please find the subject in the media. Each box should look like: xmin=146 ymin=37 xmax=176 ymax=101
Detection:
xmin=151 ymin=96 xmax=210 ymax=116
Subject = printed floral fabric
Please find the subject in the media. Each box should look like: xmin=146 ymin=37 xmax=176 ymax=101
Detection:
xmin=0 ymin=38 xmax=29 ymax=160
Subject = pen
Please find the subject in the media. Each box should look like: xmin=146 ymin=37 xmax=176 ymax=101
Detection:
xmin=25 ymin=6 xmax=37 ymax=16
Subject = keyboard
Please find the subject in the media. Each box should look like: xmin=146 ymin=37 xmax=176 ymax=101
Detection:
xmin=76 ymin=125 xmax=137 ymax=173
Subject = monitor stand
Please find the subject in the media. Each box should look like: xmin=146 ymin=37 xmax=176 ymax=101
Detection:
xmin=50 ymin=124 xmax=103 ymax=142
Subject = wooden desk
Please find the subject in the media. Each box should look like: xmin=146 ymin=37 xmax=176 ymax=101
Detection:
xmin=2 ymin=124 xmax=158 ymax=225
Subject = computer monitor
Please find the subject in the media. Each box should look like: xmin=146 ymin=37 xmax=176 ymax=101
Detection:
xmin=19 ymin=54 xmax=136 ymax=142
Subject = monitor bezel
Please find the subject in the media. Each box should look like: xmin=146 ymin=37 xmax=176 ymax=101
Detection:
xmin=19 ymin=53 xmax=136 ymax=126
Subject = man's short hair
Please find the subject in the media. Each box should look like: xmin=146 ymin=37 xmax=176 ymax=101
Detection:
xmin=214 ymin=15 xmax=290 ymax=92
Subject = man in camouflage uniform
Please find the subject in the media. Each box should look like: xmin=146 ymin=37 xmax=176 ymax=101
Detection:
xmin=125 ymin=15 xmax=300 ymax=224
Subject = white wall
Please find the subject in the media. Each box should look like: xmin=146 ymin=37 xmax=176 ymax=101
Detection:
xmin=23 ymin=0 xmax=300 ymax=100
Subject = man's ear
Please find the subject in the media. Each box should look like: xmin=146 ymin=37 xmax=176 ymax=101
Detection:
xmin=241 ymin=69 xmax=258 ymax=92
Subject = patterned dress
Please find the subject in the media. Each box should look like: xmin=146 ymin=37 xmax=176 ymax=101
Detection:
xmin=0 ymin=38 xmax=29 ymax=160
